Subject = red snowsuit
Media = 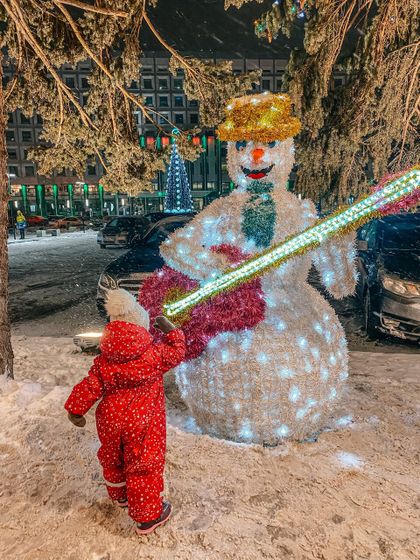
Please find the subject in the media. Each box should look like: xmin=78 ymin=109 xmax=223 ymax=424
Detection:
xmin=65 ymin=321 xmax=185 ymax=523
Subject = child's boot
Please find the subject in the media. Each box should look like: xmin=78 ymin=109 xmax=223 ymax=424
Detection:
xmin=136 ymin=501 xmax=172 ymax=535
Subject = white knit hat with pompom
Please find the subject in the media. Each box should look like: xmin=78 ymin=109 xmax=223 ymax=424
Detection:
xmin=105 ymin=288 xmax=150 ymax=330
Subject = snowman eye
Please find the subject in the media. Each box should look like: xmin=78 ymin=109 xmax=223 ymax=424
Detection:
xmin=268 ymin=141 xmax=277 ymax=148
xmin=235 ymin=141 xmax=247 ymax=151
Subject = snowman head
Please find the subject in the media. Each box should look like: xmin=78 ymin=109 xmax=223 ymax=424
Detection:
xmin=226 ymin=137 xmax=295 ymax=189
xmin=218 ymin=92 xmax=301 ymax=190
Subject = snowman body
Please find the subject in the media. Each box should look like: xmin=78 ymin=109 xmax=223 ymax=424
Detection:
xmin=160 ymin=138 xmax=357 ymax=444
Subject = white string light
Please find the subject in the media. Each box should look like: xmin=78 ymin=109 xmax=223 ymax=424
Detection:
xmin=164 ymin=169 xmax=419 ymax=317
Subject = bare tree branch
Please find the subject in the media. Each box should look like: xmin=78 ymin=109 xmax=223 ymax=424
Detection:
xmin=54 ymin=0 xmax=128 ymax=18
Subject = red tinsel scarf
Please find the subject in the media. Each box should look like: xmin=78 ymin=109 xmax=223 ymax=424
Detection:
xmin=139 ymin=244 xmax=266 ymax=361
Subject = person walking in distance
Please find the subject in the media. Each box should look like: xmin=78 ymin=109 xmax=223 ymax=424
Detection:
xmin=16 ymin=210 xmax=27 ymax=239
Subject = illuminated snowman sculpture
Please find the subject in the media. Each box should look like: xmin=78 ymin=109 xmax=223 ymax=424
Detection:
xmin=160 ymin=93 xmax=357 ymax=444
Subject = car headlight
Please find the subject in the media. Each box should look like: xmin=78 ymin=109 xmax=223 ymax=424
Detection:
xmin=382 ymin=276 xmax=420 ymax=297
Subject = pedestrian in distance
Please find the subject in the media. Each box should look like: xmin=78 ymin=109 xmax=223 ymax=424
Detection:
xmin=15 ymin=210 xmax=27 ymax=239
xmin=65 ymin=288 xmax=186 ymax=535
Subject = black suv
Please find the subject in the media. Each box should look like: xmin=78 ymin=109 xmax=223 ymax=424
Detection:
xmin=97 ymin=214 xmax=193 ymax=316
xmin=356 ymin=213 xmax=420 ymax=341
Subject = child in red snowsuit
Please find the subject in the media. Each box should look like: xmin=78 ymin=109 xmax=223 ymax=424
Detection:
xmin=65 ymin=289 xmax=185 ymax=534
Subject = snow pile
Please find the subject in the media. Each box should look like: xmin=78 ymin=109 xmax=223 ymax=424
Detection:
xmin=0 ymin=337 xmax=419 ymax=559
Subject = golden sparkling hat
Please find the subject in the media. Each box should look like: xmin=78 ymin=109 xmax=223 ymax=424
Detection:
xmin=217 ymin=92 xmax=301 ymax=143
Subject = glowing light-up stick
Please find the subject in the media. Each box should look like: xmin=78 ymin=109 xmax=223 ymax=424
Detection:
xmin=164 ymin=168 xmax=419 ymax=319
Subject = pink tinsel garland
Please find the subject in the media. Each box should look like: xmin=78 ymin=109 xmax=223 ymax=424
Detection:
xmin=139 ymin=244 xmax=266 ymax=361
xmin=373 ymin=167 xmax=420 ymax=215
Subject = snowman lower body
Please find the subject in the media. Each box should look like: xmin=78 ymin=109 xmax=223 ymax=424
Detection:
xmin=175 ymin=283 xmax=348 ymax=445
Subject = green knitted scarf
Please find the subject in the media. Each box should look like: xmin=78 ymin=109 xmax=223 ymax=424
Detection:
xmin=241 ymin=180 xmax=276 ymax=248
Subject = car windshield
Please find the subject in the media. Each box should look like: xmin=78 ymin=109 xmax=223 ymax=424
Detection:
xmin=107 ymin=218 xmax=134 ymax=227
xmin=380 ymin=214 xmax=420 ymax=251
xmin=140 ymin=220 xmax=190 ymax=246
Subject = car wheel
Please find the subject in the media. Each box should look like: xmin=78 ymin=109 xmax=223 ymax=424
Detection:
xmin=364 ymin=289 xmax=380 ymax=339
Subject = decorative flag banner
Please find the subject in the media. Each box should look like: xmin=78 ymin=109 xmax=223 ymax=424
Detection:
xmin=164 ymin=167 xmax=419 ymax=320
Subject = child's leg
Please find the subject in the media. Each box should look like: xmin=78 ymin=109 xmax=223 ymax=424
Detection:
xmin=97 ymin=442 xmax=127 ymax=502
xmin=123 ymin=431 xmax=165 ymax=523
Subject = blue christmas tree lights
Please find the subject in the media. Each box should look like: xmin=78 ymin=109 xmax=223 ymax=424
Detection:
xmin=164 ymin=130 xmax=193 ymax=214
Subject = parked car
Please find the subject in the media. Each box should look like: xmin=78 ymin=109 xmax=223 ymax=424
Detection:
xmin=26 ymin=215 xmax=48 ymax=227
xmin=144 ymin=211 xmax=196 ymax=223
xmin=144 ymin=211 xmax=168 ymax=223
xmin=356 ymin=213 xmax=420 ymax=341
xmin=97 ymin=216 xmax=150 ymax=248
xmin=96 ymin=214 xmax=193 ymax=316
xmin=87 ymin=216 xmax=104 ymax=229
xmin=48 ymin=216 xmax=84 ymax=229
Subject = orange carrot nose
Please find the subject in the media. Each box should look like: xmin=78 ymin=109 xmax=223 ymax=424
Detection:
xmin=252 ymin=148 xmax=264 ymax=164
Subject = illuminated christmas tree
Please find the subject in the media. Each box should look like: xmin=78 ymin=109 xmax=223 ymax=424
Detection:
xmin=164 ymin=131 xmax=193 ymax=213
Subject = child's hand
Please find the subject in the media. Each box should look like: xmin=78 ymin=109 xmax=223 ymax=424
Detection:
xmin=68 ymin=412 xmax=86 ymax=428
xmin=154 ymin=316 xmax=176 ymax=334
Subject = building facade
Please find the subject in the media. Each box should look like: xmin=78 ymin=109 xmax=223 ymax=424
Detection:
xmin=5 ymin=54 xmax=345 ymax=218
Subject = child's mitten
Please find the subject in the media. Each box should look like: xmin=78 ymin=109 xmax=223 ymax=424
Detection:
xmin=68 ymin=412 xmax=86 ymax=428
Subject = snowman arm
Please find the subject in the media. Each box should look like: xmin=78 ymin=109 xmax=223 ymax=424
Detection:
xmin=160 ymin=198 xmax=229 ymax=282
xmin=299 ymin=198 xmax=357 ymax=299
xmin=312 ymin=231 xmax=358 ymax=299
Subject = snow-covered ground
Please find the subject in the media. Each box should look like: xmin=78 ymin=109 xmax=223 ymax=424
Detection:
xmin=0 ymin=336 xmax=419 ymax=559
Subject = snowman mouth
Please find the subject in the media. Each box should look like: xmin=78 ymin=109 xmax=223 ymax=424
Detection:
xmin=241 ymin=165 xmax=274 ymax=180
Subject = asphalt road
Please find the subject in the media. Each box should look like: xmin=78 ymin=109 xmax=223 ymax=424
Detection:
xmin=8 ymin=230 xmax=419 ymax=353
xmin=8 ymin=231 xmax=122 ymax=333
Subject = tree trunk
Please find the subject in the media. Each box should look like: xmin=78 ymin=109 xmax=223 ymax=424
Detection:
xmin=0 ymin=64 xmax=14 ymax=378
